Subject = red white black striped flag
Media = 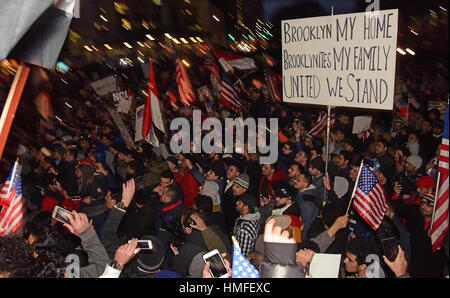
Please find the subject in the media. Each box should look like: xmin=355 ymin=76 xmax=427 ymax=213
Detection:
xmin=142 ymin=60 xmax=165 ymax=147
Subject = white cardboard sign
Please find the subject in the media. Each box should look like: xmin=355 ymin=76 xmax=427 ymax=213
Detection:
xmin=282 ymin=9 xmax=398 ymax=110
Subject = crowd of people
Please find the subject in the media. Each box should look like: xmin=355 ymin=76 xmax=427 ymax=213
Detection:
xmin=0 ymin=50 xmax=448 ymax=279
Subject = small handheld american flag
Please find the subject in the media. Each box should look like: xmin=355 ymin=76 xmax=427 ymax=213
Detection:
xmin=350 ymin=162 xmax=387 ymax=230
xmin=231 ymin=236 xmax=260 ymax=278
xmin=0 ymin=160 xmax=24 ymax=236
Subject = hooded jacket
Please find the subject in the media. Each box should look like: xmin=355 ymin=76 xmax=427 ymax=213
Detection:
xmin=259 ymin=170 xmax=287 ymax=201
xmin=201 ymin=180 xmax=221 ymax=206
xmin=233 ymin=211 xmax=261 ymax=256
xmin=172 ymin=168 xmax=199 ymax=209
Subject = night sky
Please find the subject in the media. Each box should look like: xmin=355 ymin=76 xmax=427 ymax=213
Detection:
xmin=263 ymin=0 xmax=359 ymax=21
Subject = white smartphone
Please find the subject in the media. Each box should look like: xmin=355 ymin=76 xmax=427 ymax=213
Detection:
xmin=202 ymin=249 xmax=228 ymax=278
xmin=52 ymin=206 xmax=74 ymax=225
xmin=128 ymin=240 xmax=153 ymax=250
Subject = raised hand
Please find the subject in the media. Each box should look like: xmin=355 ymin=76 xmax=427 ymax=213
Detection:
xmin=121 ymin=179 xmax=135 ymax=207
xmin=190 ymin=213 xmax=207 ymax=232
xmin=264 ymin=218 xmax=296 ymax=244
xmin=115 ymin=238 xmax=140 ymax=267
xmin=64 ymin=211 xmax=90 ymax=236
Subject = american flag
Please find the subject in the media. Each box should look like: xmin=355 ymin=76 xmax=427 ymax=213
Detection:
xmin=0 ymin=161 xmax=24 ymax=236
xmin=352 ymin=163 xmax=388 ymax=230
xmin=175 ymin=58 xmax=196 ymax=106
xmin=307 ymin=111 xmax=336 ymax=137
xmin=231 ymin=237 xmax=259 ymax=278
xmin=264 ymin=66 xmax=281 ymax=103
xmin=220 ymin=73 xmax=245 ymax=112
xmin=431 ymin=104 xmax=449 ymax=252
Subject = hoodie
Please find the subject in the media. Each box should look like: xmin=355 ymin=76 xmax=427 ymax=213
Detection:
xmin=259 ymin=170 xmax=287 ymax=201
xmin=201 ymin=180 xmax=221 ymax=206
xmin=233 ymin=211 xmax=261 ymax=256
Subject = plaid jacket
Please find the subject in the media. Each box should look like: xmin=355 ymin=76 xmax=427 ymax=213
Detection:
xmin=233 ymin=212 xmax=261 ymax=256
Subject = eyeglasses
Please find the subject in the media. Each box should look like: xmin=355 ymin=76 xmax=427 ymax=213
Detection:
xmin=421 ymin=199 xmax=434 ymax=207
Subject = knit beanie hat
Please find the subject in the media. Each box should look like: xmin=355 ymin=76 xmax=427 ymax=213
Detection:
xmin=310 ymin=157 xmax=325 ymax=173
xmin=406 ymin=155 xmax=422 ymax=169
xmin=166 ymin=156 xmax=178 ymax=167
xmin=137 ymin=235 xmax=165 ymax=272
xmin=421 ymin=192 xmax=435 ymax=203
xmin=209 ymin=163 xmax=226 ymax=178
xmin=234 ymin=173 xmax=250 ymax=189
xmin=417 ymin=176 xmax=436 ymax=189
xmin=238 ymin=194 xmax=258 ymax=210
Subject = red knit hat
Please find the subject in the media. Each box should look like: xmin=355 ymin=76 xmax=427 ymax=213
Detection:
xmin=417 ymin=176 xmax=436 ymax=189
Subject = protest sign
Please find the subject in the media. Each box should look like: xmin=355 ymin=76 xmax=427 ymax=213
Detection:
xmin=197 ymin=86 xmax=213 ymax=102
xmin=309 ymin=253 xmax=342 ymax=278
xmin=113 ymin=90 xmax=133 ymax=114
xmin=90 ymin=76 xmax=117 ymax=96
xmin=106 ymin=106 xmax=135 ymax=149
xmin=352 ymin=115 xmax=372 ymax=133
xmin=282 ymin=9 xmax=398 ymax=110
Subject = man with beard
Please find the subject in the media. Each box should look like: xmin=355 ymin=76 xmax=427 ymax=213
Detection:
xmin=232 ymin=173 xmax=260 ymax=256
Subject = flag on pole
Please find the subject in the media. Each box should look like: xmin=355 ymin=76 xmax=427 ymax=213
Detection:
xmin=231 ymin=236 xmax=260 ymax=278
xmin=167 ymin=89 xmax=179 ymax=110
xmin=212 ymin=49 xmax=256 ymax=72
xmin=204 ymin=57 xmax=220 ymax=80
xmin=142 ymin=60 xmax=166 ymax=147
xmin=352 ymin=163 xmax=388 ymax=230
xmin=264 ymin=66 xmax=281 ymax=103
xmin=431 ymin=104 xmax=449 ymax=252
xmin=220 ymin=73 xmax=246 ymax=112
xmin=0 ymin=161 xmax=24 ymax=236
xmin=307 ymin=111 xmax=336 ymax=137
xmin=175 ymin=58 xmax=196 ymax=106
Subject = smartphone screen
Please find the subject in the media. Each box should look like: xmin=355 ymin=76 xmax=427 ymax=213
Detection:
xmin=53 ymin=206 xmax=73 ymax=225
xmin=381 ymin=237 xmax=399 ymax=262
xmin=137 ymin=240 xmax=153 ymax=250
xmin=204 ymin=252 xmax=228 ymax=278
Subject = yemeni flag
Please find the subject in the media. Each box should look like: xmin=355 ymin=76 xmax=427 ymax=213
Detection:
xmin=142 ymin=60 xmax=165 ymax=147
xmin=212 ymin=49 xmax=256 ymax=72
